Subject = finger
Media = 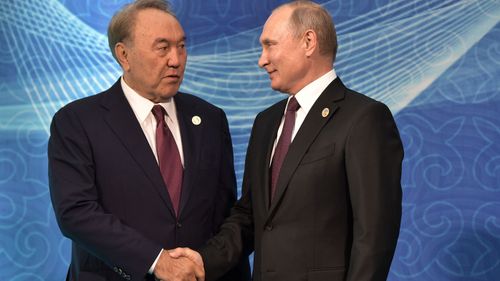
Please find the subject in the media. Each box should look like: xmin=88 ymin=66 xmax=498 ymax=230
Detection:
xmin=188 ymin=251 xmax=204 ymax=268
xmin=167 ymin=247 xmax=185 ymax=258
xmin=179 ymin=248 xmax=202 ymax=266
xmin=193 ymin=263 xmax=205 ymax=281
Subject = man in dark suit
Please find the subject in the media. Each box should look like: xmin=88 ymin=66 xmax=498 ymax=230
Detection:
xmin=170 ymin=1 xmax=404 ymax=281
xmin=48 ymin=0 xmax=249 ymax=280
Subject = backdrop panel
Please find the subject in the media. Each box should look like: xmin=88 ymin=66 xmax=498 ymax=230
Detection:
xmin=0 ymin=0 xmax=499 ymax=280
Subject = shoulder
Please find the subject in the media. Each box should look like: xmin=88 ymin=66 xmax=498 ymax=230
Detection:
xmin=327 ymin=77 xmax=388 ymax=114
xmin=53 ymin=93 xmax=100 ymax=118
xmin=340 ymin=89 xmax=397 ymax=139
xmin=51 ymin=85 xmax=113 ymax=124
xmin=346 ymin=88 xmax=378 ymax=105
xmin=342 ymin=86 xmax=392 ymax=119
xmin=175 ymin=92 xmax=225 ymax=116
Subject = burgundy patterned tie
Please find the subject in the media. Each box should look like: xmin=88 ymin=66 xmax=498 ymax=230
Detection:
xmin=270 ymin=97 xmax=300 ymax=201
xmin=152 ymin=105 xmax=183 ymax=216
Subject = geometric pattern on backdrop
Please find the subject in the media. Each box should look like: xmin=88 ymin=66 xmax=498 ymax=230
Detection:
xmin=0 ymin=0 xmax=499 ymax=280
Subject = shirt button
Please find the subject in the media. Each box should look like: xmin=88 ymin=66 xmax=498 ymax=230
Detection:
xmin=265 ymin=225 xmax=273 ymax=231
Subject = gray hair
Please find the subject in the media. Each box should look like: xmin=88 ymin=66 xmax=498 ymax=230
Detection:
xmin=277 ymin=0 xmax=337 ymax=62
xmin=107 ymin=0 xmax=176 ymax=63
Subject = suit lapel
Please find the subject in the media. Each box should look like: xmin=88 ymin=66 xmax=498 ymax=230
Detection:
xmin=101 ymin=80 xmax=176 ymax=216
xmin=174 ymin=94 xmax=202 ymax=217
xmin=268 ymin=78 xmax=346 ymax=216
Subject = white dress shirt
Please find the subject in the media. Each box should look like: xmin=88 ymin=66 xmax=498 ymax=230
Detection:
xmin=271 ymin=69 xmax=337 ymax=162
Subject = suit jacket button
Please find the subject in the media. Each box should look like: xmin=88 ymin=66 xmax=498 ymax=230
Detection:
xmin=265 ymin=225 xmax=273 ymax=231
xmin=176 ymin=222 xmax=182 ymax=228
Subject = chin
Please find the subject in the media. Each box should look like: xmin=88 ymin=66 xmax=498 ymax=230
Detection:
xmin=162 ymin=92 xmax=178 ymax=99
xmin=160 ymin=86 xmax=180 ymax=96
xmin=270 ymin=84 xmax=285 ymax=93
xmin=149 ymin=91 xmax=176 ymax=103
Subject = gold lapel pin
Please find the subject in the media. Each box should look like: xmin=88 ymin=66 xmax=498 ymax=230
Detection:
xmin=321 ymin=108 xmax=330 ymax=118
xmin=192 ymin=115 xmax=201 ymax=125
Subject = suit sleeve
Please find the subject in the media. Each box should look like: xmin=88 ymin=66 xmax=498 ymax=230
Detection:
xmin=48 ymin=107 xmax=162 ymax=281
xmin=199 ymin=114 xmax=258 ymax=281
xmin=211 ymin=109 xmax=237 ymax=231
xmin=344 ymin=102 xmax=403 ymax=281
xmin=211 ymin=110 xmax=252 ymax=281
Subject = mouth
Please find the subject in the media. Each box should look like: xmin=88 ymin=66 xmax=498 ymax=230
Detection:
xmin=267 ymin=70 xmax=276 ymax=78
xmin=163 ymin=74 xmax=181 ymax=82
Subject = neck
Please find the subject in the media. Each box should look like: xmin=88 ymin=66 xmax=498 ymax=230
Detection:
xmin=289 ymin=64 xmax=333 ymax=95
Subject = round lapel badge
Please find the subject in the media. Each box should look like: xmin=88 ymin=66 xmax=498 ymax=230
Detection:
xmin=192 ymin=115 xmax=201 ymax=125
xmin=321 ymin=108 xmax=330 ymax=118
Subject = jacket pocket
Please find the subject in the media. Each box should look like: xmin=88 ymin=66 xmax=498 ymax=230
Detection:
xmin=308 ymin=266 xmax=345 ymax=281
xmin=300 ymin=143 xmax=335 ymax=165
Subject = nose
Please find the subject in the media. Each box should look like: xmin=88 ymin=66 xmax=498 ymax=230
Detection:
xmin=167 ymin=47 xmax=184 ymax=68
xmin=258 ymin=49 xmax=268 ymax=69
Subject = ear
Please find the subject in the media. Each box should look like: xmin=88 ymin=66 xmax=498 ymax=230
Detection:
xmin=303 ymin=29 xmax=318 ymax=57
xmin=115 ymin=42 xmax=130 ymax=71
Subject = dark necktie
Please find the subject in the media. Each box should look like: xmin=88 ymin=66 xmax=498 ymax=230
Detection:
xmin=270 ymin=97 xmax=300 ymax=201
xmin=152 ymin=105 xmax=183 ymax=216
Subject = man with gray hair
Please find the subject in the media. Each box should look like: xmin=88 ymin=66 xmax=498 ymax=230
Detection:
xmin=48 ymin=0 xmax=250 ymax=280
xmin=171 ymin=1 xmax=403 ymax=280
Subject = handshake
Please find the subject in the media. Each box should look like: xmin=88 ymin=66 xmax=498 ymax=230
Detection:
xmin=153 ymin=247 xmax=205 ymax=281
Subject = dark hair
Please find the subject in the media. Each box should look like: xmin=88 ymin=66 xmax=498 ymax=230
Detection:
xmin=107 ymin=0 xmax=175 ymax=63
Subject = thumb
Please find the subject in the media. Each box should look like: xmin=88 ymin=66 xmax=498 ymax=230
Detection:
xmin=167 ymin=247 xmax=184 ymax=259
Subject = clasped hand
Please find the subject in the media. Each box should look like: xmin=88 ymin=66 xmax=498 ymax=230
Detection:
xmin=153 ymin=247 xmax=205 ymax=281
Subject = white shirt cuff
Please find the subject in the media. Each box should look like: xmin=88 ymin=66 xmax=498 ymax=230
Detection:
xmin=149 ymin=249 xmax=163 ymax=274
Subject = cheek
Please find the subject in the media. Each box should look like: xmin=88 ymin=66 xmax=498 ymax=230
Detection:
xmin=132 ymin=58 xmax=150 ymax=75
xmin=180 ymin=52 xmax=188 ymax=63
xmin=151 ymin=61 xmax=168 ymax=76
xmin=273 ymin=53 xmax=288 ymax=73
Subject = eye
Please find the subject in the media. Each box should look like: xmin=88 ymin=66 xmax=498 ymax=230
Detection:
xmin=262 ymin=41 xmax=274 ymax=49
xmin=156 ymin=42 xmax=170 ymax=51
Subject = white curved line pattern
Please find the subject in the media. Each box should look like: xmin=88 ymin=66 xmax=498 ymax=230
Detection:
xmin=0 ymin=0 xmax=498 ymax=137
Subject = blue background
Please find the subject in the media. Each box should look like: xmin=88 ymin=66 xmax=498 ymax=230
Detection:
xmin=1 ymin=0 xmax=499 ymax=280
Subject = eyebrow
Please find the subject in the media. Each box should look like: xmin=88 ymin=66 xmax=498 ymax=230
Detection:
xmin=153 ymin=36 xmax=186 ymax=45
xmin=261 ymin=38 xmax=277 ymax=45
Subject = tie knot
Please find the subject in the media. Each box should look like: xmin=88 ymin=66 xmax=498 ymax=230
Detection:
xmin=152 ymin=105 xmax=166 ymax=123
xmin=287 ymin=97 xmax=300 ymax=112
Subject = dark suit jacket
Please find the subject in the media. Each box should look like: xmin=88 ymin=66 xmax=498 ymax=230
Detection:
xmin=48 ymin=80 xmax=250 ymax=281
xmin=200 ymin=77 xmax=404 ymax=281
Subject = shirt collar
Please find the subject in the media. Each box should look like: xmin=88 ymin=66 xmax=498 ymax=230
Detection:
xmin=291 ymin=69 xmax=337 ymax=113
xmin=121 ymin=76 xmax=176 ymax=123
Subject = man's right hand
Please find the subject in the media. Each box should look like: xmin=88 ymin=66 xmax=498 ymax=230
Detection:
xmin=168 ymin=247 xmax=204 ymax=269
xmin=154 ymin=248 xmax=205 ymax=281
